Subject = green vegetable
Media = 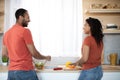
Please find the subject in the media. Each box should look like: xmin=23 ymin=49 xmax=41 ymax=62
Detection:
xmin=2 ymin=56 xmax=8 ymax=62
xmin=35 ymin=62 xmax=44 ymax=69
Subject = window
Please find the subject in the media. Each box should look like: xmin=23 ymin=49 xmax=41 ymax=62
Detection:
xmin=5 ymin=0 xmax=83 ymax=57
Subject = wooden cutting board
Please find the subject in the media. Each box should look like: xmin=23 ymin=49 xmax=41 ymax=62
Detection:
xmin=63 ymin=66 xmax=82 ymax=71
xmin=57 ymin=65 xmax=81 ymax=71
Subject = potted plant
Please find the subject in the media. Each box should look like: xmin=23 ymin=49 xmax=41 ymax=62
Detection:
xmin=2 ymin=56 xmax=9 ymax=66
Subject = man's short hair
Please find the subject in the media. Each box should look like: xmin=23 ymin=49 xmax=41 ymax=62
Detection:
xmin=15 ymin=8 xmax=27 ymax=19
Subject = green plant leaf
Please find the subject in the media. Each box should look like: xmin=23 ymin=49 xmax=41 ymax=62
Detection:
xmin=2 ymin=56 xmax=8 ymax=62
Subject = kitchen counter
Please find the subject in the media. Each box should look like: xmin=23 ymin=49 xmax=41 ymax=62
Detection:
xmin=0 ymin=64 xmax=120 ymax=72
xmin=0 ymin=65 xmax=8 ymax=72
xmin=0 ymin=65 xmax=120 ymax=80
xmin=102 ymin=64 xmax=120 ymax=72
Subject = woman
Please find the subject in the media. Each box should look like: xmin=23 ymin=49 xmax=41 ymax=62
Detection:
xmin=74 ymin=17 xmax=104 ymax=80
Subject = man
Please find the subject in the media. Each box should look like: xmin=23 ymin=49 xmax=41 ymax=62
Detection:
xmin=2 ymin=8 xmax=51 ymax=80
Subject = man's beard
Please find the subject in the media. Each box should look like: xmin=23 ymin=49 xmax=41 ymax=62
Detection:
xmin=22 ymin=19 xmax=28 ymax=27
xmin=22 ymin=20 xmax=28 ymax=27
xmin=22 ymin=23 xmax=28 ymax=27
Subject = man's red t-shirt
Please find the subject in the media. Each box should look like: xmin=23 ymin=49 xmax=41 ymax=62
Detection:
xmin=3 ymin=24 xmax=34 ymax=71
xmin=82 ymin=36 xmax=103 ymax=70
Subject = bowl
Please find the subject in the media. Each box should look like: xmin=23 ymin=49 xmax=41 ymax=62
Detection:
xmin=34 ymin=62 xmax=44 ymax=70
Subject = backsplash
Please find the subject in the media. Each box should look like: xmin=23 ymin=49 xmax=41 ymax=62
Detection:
xmin=103 ymin=34 xmax=120 ymax=64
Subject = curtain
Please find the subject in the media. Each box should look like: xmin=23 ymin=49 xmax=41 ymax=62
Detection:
xmin=4 ymin=0 xmax=83 ymax=57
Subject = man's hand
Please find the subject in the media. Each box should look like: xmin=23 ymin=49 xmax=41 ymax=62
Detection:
xmin=45 ymin=56 xmax=51 ymax=61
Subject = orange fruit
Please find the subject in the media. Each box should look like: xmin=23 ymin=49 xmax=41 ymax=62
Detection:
xmin=67 ymin=65 xmax=75 ymax=69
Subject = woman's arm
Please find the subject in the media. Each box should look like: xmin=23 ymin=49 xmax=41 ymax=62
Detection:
xmin=75 ymin=45 xmax=90 ymax=66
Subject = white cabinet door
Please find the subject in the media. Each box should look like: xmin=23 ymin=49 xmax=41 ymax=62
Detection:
xmin=37 ymin=73 xmax=80 ymax=80
xmin=0 ymin=72 xmax=7 ymax=80
xmin=0 ymin=71 xmax=120 ymax=80
xmin=37 ymin=72 xmax=120 ymax=80
xmin=102 ymin=72 xmax=120 ymax=80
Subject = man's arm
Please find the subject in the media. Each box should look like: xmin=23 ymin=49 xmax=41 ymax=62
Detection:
xmin=2 ymin=45 xmax=8 ymax=58
xmin=27 ymin=44 xmax=51 ymax=61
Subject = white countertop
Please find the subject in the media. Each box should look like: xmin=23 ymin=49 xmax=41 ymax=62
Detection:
xmin=0 ymin=65 xmax=120 ymax=73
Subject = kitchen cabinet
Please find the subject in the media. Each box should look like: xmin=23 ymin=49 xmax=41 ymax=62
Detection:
xmin=102 ymin=72 xmax=120 ymax=80
xmin=37 ymin=72 xmax=79 ymax=80
xmin=0 ymin=0 xmax=5 ymax=33
xmin=0 ymin=72 xmax=7 ymax=80
xmin=1 ymin=72 xmax=120 ymax=80
xmin=37 ymin=72 xmax=120 ymax=80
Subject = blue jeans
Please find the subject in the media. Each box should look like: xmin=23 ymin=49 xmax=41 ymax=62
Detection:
xmin=8 ymin=70 xmax=39 ymax=80
xmin=78 ymin=66 xmax=103 ymax=80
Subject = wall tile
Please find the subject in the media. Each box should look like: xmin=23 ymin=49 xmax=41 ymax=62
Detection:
xmin=103 ymin=34 xmax=120 ymax=64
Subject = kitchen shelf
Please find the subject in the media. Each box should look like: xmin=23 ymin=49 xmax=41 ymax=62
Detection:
xmin=103 ymin=29 xmax=120 ymax=34
xmin=86 ymin=9 xmax=120 ymax=13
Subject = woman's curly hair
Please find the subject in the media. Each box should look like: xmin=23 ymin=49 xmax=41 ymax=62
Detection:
xmin=86 ymin=17 xmax=104 ymax=46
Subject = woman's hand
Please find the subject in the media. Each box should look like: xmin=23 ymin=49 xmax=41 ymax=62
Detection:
xmin=70 ymin=62 xmax=77 ymax=66
xmin=70 ymin=61 xmax=82 ymax=67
